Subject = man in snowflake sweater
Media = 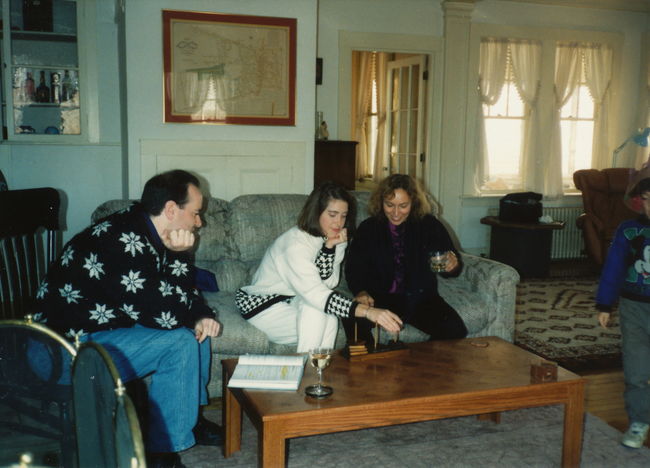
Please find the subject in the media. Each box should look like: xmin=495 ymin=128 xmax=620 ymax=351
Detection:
xmin=32 ymin=169 xmax=221 ymax=467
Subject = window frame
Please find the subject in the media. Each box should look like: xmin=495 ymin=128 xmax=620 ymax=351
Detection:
xmin=465 ymin=24 xmax=623 ymax=197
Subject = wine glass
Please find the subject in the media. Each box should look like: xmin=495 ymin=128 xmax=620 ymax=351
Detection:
xmin=429 ymin=250 xmax=448 ymax=273
xmin=305 ymin=347 xmax=333 ymax=398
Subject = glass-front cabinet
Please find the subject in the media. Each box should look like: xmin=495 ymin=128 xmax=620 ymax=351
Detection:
xmin=2 ymin=0 xmax=81 ymax=139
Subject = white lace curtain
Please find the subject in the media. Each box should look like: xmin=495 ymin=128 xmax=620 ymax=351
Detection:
xmin=474 ymin=39 xmax=508 ymax=191
xmin=174 ymin=72 xmax=211 ymax=115
xmin=352 ymin=51 xmax=373 ymax=179
xmin=634 ymin=51 xmax=650 ymax=168
xmin=351 ymin=51 xmax=389 ymax=182
xmin=373 ymin=53 xmax=388 ymax=183
xmin=474 ymin=39 xmax=541 ymax=193
xmin=476 ymin=39 xmax=612 ymax=197
xmin=511 ymin=41 xmax=543 ymax=193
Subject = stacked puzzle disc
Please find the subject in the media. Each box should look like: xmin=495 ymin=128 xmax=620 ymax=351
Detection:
xmin=347 ymin=341 xmax=368 ymax=356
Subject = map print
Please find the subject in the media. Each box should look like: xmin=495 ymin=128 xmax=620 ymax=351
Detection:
xmin=170 ymin=19 xmax=291 ymax=122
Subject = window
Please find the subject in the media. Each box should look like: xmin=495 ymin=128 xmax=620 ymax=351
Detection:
xmin=560 ymin=64 xmax=595 ymax=189
xmin=474 ymin=35 xmax=614 ymax=197
xmin=482 ymin=51 xmax=525 ymax=191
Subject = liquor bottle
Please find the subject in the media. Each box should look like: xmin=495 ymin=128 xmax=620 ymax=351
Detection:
xmin=35 ymin=70 xmax=50 ymax=103
xmin=61 ymin=70 xmax=72 ymax=102
xmin=24 ymin=72 xmax=35 ymax=103
xmin=50 ymin=72 xmax=61 ymax=103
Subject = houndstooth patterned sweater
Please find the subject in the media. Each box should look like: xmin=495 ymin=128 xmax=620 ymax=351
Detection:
xmin=236 ymin=226 xmax=355 ymax=320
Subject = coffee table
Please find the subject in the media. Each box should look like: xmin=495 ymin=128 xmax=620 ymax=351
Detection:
xmin=222 ymin=337 xmax=585 ymax=467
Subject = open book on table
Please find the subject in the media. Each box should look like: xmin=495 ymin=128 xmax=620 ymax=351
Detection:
xmin=228 ymin=354 xmax=307 ymax=391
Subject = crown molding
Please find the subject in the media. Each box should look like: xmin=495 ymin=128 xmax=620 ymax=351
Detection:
xmin=496 ymin=0 xmax=650 ymax=13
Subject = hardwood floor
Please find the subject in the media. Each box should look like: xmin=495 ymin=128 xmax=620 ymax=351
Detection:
xmin=545 ymin=259 xmax=650 ymax=448
xmin=582 ymin=368 xmax=650 ymax=449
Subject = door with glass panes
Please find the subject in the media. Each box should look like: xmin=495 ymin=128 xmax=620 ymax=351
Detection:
xmin=383 ymin=55 xmax=427 ymax=179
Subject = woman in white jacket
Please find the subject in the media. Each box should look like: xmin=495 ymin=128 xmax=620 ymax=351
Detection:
xmin=236 ymin=182 xmax=402 ymax=352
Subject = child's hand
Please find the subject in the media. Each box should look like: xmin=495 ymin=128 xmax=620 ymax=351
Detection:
xmin=598 ymin=312 xmax=610 ymax=329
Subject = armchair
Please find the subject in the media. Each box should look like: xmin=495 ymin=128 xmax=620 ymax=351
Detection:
xmin=573 ymin=168 xmax=637 ymax=265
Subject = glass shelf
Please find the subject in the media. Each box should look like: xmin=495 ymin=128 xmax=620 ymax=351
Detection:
xmin=11 ymin=30 xmax=76 ymax=42
xmin=3 ymin=0 xmax=81 ymax=138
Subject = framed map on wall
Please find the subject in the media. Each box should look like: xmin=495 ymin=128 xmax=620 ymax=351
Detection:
xmin=162 ymin=10 xmax=296 ymax=126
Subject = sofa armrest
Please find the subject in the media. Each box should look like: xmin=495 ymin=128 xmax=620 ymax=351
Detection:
xmin=439 ymin=253 xmax=520 ymax=342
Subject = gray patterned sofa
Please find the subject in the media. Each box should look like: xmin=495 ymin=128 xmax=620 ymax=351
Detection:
xmin=92 ymin=192 xmax=520 ymax=398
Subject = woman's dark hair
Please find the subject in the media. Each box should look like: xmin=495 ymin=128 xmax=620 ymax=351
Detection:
xmin=297 ymin=181 xmax=357 ymax=237
xmin=368 ymin=174 xmax=432 ymax=220
xmin=140 ymin=170 xmax=200 ymax=216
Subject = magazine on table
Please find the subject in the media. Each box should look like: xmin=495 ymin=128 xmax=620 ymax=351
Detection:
xmin=227 ymin=354 xmax=307 ymax=391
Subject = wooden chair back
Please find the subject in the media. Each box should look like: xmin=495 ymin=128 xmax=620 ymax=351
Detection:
xmin=0 ymin=188 xmax=60 ymax=319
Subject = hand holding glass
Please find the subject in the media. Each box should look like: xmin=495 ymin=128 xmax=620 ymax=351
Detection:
xmin=429 ymin=251 xmax=448 ymax=273
xmin=305 ymin=347 xmax=333 ymax=398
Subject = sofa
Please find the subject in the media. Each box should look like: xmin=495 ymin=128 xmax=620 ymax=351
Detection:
xmin=92 ymin=192 xmax=520 ymax=398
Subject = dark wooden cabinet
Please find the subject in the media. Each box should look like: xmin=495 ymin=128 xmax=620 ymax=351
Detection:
xmin=314 ymin=140 xmax=357 ymax=190
xmin=480 ymin=216 xmax=565 ymax=278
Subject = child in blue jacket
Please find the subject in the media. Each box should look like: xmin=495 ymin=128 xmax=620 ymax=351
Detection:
xmin=597 ymin=173 xmax=650 ymax=449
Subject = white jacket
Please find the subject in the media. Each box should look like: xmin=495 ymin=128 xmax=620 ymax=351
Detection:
xmin=241 ymin=226 xmax=347 ymax=313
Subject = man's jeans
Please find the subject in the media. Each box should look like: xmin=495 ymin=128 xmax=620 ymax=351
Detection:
xmin=28 ymin=325 xmax=211 ymax=452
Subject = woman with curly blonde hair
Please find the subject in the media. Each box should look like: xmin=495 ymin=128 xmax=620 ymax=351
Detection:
xmin=344 ymin=174 xmax=467 ymax=344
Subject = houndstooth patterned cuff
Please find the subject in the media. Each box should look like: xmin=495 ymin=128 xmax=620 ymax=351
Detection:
xmin=315 ymin=245 xmax=336 ymax=279
xmin=236 ymin=289 xmax=293 ymax=320
xmin=324 ymin=291 xmax=354 ymax=318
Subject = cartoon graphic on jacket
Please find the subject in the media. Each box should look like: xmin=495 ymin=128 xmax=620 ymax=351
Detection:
xmin=596 ymin=216 xmax=650 ymax=311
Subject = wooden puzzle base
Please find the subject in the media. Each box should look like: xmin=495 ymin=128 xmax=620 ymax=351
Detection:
xmin=342 ymin=341 xmax=410 ymax=361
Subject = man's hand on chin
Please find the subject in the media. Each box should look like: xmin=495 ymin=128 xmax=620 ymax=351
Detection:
xmin=195 ymin=317 xmax=221 ymax=343
xmin=162 ymin=229 xmax=195 ymax=251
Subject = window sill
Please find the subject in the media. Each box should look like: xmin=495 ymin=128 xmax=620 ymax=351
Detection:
xmin=461 ymin=193 xmax=582 ymax=208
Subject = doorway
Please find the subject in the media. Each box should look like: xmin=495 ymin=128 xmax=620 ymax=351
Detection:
xmin=350 ymin=50 xmax=429 ymax=189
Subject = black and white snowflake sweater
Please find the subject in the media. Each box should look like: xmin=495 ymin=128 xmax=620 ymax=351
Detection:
xmin=31 ymin=203 xmax=215 ymax=341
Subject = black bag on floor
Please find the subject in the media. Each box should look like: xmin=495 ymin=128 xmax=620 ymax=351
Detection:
xmin=498 ymin=192 xmax=543 ymax=223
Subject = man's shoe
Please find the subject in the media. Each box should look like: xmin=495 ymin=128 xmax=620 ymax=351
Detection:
xmin=193 ymin=415 xmax=223 ymax=446
xmin=146 ymin=452 xmax=186 ymax=468
xmin=621 ymin=422 xmax=650 ymax=448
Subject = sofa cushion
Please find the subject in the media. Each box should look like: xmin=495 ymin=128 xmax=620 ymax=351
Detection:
xmin=228 ymin=194 xmax=307 ymax=263
xmin=195 ymin=197 xmax=231 ymax=262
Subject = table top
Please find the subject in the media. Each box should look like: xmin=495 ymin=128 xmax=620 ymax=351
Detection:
xmin=222 ymin=337 xmax=582 ymax=417
xmin=480 ymin=215 xmax=565 ymax=230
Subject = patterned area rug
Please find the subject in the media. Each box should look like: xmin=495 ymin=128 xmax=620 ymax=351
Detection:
xmin=515 ymin=277 xmax=622 ymax=373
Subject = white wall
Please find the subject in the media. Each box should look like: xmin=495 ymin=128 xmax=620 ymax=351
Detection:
xmin=0 ymin=0 xmax=123 ymax=243
xmin=460 ymin=0 xmax=648 ymax=256
xmin=317 ymin=0 xmax=647 ymax=256
xmin=123 ymin=0 xmax=318 ymax=198
xmin=316 ymin=0 xmax=443 ymax=140
xmin=1 ymin=0 xmax=647 ymax=254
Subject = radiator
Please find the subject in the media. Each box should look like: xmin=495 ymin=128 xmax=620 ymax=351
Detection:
xmin=486 ymin=206 xmax=585 ymax=260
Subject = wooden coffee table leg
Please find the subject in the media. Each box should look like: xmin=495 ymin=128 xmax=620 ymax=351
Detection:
xmin=561 ymin=381 xmax=585 ymax=468
xmin=259 ymin=422 xmax=285 ymax=468
xmin=477 ymin=412 xmax=501 ymax=423
xmin=222 ymin=371 xmax=242 ymax=457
